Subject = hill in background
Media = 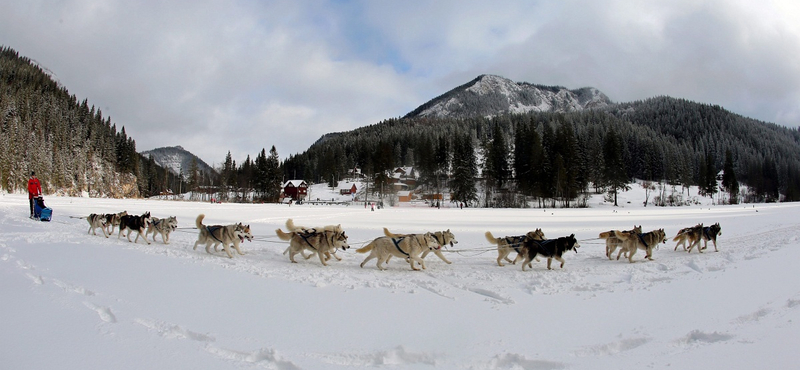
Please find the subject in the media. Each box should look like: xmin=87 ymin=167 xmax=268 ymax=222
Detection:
xmin=140 ymin=146 xmax=217 ymax=179
xmin=282 ymin=75 xmax=800 ymax=206
xmin=404 ymin=74 xmax=612 ymax=119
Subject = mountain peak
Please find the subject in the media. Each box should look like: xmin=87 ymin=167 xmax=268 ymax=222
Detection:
xmin=140 ymin=146 xmax=217 ymax=178
xmin=404 ymin=74 xmax=612 ymax=119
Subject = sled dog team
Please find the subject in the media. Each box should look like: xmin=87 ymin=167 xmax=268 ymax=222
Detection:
xmin=85 ymin=211 xmax=178 ymax=245
xmin=84 ymin=212 xmax=721 ymax=269
xmin=85 ymin=211 xmax=253 ymax=258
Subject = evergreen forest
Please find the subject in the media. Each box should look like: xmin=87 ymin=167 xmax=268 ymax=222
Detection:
xmin=0 ymin=46 xmax=184 ymax=197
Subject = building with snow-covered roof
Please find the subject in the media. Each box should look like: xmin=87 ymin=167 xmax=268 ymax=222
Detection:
xmin=282 ymin=180 xmax=308 ymax=200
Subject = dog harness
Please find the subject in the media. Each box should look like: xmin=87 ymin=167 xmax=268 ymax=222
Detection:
xmin=206 ymin=226 xmax=225 ymax=244
xmin=391 ymin=237 xmax=409 ymax=256
xmin=636 ymin=232 xmax=651 ymax=247
xmin=299 ymin=232 xmax=318 ymax=250
xmin=703 ymin=227 xmax=712 ymax=240
xmin=529 ymin=239 xmax=555 ymax=248
xmin=432 ymin=233 xmax=445 ymax=247
xmin=505 ymin=236 xmax=526 ymax=253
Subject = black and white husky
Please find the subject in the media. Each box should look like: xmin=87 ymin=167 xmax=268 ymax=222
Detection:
xmin=118 ymin=212 xmax=152 ymax=244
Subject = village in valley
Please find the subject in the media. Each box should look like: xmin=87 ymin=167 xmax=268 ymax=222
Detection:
xmin=281 ymin=166 xmax=446 ymax=207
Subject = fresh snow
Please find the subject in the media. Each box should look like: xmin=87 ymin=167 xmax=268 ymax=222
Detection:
xmin=2 ymin=186 xmax=800 ymax=369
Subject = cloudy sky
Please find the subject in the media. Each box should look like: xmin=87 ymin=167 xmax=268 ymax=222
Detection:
xmin=2 ymin=0 xmax=799 ymax=166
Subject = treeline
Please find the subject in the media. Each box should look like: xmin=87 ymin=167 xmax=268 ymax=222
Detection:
xmin=0 ymin=46 xmax=183 ymax=197
xmin=195 ymin=146 xmax=282 ymax=202
xmin=281 ymin=99 xmax=800 ymax=207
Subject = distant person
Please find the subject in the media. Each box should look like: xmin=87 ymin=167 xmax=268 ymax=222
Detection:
xmin=27 ymin=171 xmax=42 ymax=218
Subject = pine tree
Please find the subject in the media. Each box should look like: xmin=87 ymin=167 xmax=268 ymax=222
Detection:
xmin=265 ymin=146 xmax=282 ymax=202
xmin=188 ymin=157 xmax=200 ymax=195
xmin=255 ymin=148 xmax=268 ymax=200
xmin=721 ymin=149 xmax=739 ymax=204
xmin=451 ymin=133 xmax=478 ymax=206
xmin=602 ymin=128 xmax=628 ymax=206
xmin=220 ymin=151 xmax=234 ymax=201
xmin=700 ymin=152 xmax=717 ymax=198
xmin=484 ymin=123 xmax=510 ymax=189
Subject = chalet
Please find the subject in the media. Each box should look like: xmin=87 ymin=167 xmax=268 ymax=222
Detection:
xmin=339 ymin=182 xmax=358 ymax=195
xmin=391 ymin=167 xmax=417 ymax=188
xmin=397 ymin=190 xmax=412 ymax=203
xmin=282 ymin=180 xmax=308 ymax=200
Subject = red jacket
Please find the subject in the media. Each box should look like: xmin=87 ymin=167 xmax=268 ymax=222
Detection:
xmin=28 ymin=177 xmax=42 ymax=199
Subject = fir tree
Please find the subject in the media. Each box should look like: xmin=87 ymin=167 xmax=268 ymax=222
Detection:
xmin=265 ymin=146 xmax=282 ymax=202
xmin=451 ymin=133 xmax=478 ymax=206
xmin=722 ymin=149 xmax=739 ymax=204
xmin=602 ymin=128 xmax=628 ymax=206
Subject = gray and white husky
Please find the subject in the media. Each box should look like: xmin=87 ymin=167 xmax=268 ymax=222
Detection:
xmin=193 ymin=214 xmax=252 ymax=258
xmin=87 ymin=213 xmax=109 ymax=237
xmin=146 ymin=216 xmax=178 ymax=244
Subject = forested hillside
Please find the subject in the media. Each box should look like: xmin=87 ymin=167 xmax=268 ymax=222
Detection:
xmin=283 ymin=99 xmax=800 ymax=207
xmin=0 ymin=46 xmax=182 ymax=197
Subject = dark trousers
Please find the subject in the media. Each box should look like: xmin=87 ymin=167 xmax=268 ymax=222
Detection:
xmin=29 ymin=198 xmax=34 ymax=216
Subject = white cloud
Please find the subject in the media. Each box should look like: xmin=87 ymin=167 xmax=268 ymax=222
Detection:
xmin=1 ymin=0 xmax=798 ymax=165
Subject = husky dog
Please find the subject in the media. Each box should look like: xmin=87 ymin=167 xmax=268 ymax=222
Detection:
xmin=383 ymin=228 xmax=458 ymax=264
xmin=104 ymin=211 xmax=127 ymax=235
xmin=357 ymin=233 xmax=440 ymax=271
xmin=146 ymin=216 xmax=178 ymax=244
xmin=276 ymin=227 xmax=349 ymax=266
xmin=613 ymin=229 xmax=667 ymax=263
xmin=673 ymin=224 xmax=703 ymax=251
xmin=86 ymin=213 xmax=109 ymax=237
xmin=520 ymin=234 xmax=580 ymax=271
xmin=600 ymin=225 xmax=642 ymax=260
xmin=117 ymin=212 xmax=152 ymax=244
xmin=285 ymin=218 xmax=343 ymax=234
xmin=193 ymin=214 xmax=252 ymax=258
xmin=677 ymin=223 xmax=722 ymax=253
xmin=282 ymin=219 xmax=345 ymax=261
xmin=485 ymin=229 xmax=546 ymax=267
xmin=213 ymin=223 xmax=253 ymax=253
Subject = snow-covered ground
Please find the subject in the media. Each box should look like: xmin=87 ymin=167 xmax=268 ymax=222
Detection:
xmin=2 ymin=187 xmax=799 ymax=369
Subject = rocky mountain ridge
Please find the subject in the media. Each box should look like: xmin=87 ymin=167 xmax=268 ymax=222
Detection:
xmin=404 ymin=74 xmax=612 ymax=119
xmin=140 ymin=146 xmax=217 ymax=179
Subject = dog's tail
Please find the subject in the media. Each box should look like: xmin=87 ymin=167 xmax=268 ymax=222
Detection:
xmin=275 ymin=228 xmax=292 ymax=241
xmin=383 ymin=227 xmax=403 ymax=238
xmin=672 ymin=227 xmax=691 ymax=241
xmin=485 ymin=231 xmax=499 ymax=245
xmin=356 ymin=241 xmax=375 ymax=254
xmin=286 ymin=218 xmax=300 ymax=232
xmin=195 ymin=214 xmax=205 ymax=230
xmin=598 ymin=231 xmax=613 ymax=239
xmin=613 ymin=230 xmax=633 ymax=241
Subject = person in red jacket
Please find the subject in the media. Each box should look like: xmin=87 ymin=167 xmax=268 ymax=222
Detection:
xmin=28 ymin=171 xmax=42 ymax=218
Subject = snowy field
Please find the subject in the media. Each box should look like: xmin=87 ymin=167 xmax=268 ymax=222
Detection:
xmin=2 ymin=190 xmax=799 ymax=369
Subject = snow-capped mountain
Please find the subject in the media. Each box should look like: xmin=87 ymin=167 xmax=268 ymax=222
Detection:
xmin=140 ymin=146 xmax=217 ymax=179
xmin=404 ymin=74 xmax=612 ymax=119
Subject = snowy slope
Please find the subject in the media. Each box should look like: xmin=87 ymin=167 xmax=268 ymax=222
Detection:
xmin=1 ymin=190 xmax=799 ymax=369
xmin=140 ymin=146 xmax=217 ymax=178
xmin=405 ymin=75 xmax=612 ymax=119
